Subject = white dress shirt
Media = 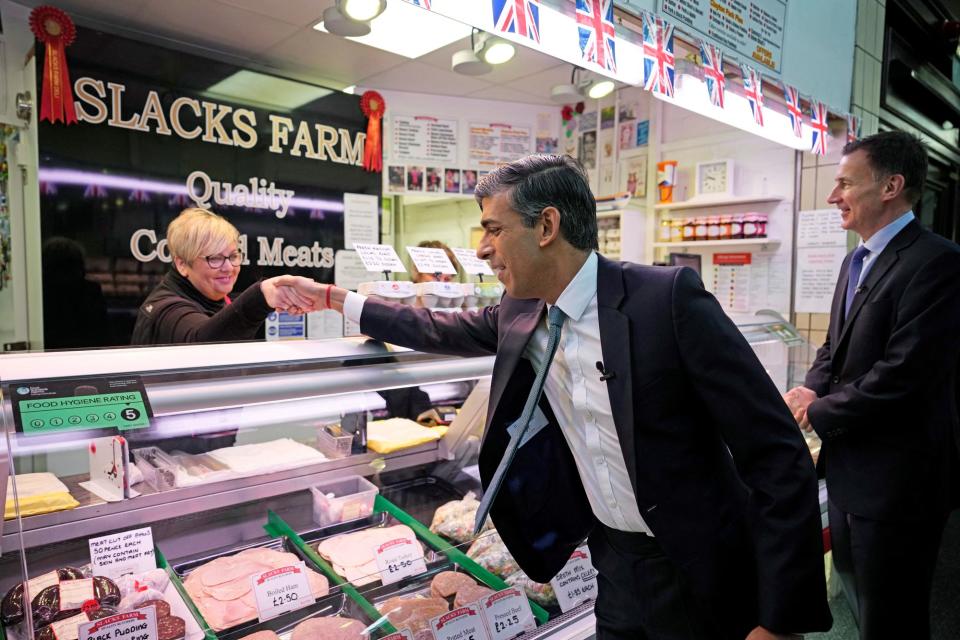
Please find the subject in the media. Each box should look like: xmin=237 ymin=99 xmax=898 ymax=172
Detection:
xmin=343 ymin=251 xmax=650 ymax=534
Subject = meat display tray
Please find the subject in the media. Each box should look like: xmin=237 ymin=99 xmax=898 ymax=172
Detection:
xmin=379 ymin=476 xmax=464 ymax=526
xmin=170 ymin=537 xmax=347 ymax=640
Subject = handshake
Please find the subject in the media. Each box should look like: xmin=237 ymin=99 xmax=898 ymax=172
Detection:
xmin=259 ymin=275 xmax=344 ymax=315
xmin=782 ymin=385 xmax=818 ymax=432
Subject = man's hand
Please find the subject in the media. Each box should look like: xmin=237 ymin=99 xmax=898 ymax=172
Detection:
xmin=783 ymin=386 xmax=818 ymax=432
xmin=261 ymin=275 xmax=319 ymax=314
xmin=745 ymin=625 xmax=802 ymax=640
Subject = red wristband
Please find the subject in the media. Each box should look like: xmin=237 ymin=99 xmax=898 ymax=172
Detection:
xmin=325 ymin=286 xmax=332 ymax=309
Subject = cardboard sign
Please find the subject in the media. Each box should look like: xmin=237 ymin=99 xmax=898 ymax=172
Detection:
xmin=406 ymin=246 xmax=457 ymax=275
xmin=250 ymin=563 xmax=315 ymax=622
xmin=550 ymin=546 xmax=598 ymax=612
xmin=431 ymin=604 xmax=491 ymax=640
xmin=451 ymin=248 xmax=494 ymax=276
xmin=480 ymin=588 xmax=536 ymax=640
xmin=89 ymin=527 xmax=156 ymax=579
xmin=79 ymin=608 xmax=158 ymax=640
xmin=81 ymin=436 xmax=136 ymax=502
xmin=374 ymin=537 xmax=427 ymax=586
xmin=353 ymin=243 xmax=407 ymax=273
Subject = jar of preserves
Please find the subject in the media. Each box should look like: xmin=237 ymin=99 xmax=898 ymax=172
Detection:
xmin=659 ymin=218 xmax=672 ymax=242
xmin=719 ymin=215 xmax=732 ymax=240
xmin=743 ymin=213 xmax=759 ymax=238
xmin=730 ymin=214 xmax=744 ymax=239
xmin=757 ymin=214 xmax=768 ymax=238
xmin=670 ymin=218 xmax=684 ymax=242
xmin=706 ymin=216 xmax=721 ymax=240
xmin=683 ymin=217 xmax=696 ymax=241
xmin=694 ymin=217 xmax=708 ymax=241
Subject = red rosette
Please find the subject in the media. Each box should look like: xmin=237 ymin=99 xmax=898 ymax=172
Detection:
xmin=575 ymin=101 xmax=585 ymax=114
xmin=360 ymin=90 xmax=385 ymax=173
xmin=561 ymin=105 xmax=574 ymax=121
xmin=30 ymin=5 xmax=79 ymax=125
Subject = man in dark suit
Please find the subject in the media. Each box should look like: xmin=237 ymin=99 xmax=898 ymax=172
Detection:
xmin=785 ymin=131 xmax=960 ymax=639
xmin=308 ymin=155 xmax=830 ymax=639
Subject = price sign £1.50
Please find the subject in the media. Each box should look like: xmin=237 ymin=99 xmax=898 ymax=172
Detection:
xmin=374 ymin=537 xmax=427 ymax=585
xmin=250 ymin=563 xmax=315 ymax=622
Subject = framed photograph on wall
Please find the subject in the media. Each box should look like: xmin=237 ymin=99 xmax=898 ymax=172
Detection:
xmin=620 ymin=156 xmax=647 ymax=199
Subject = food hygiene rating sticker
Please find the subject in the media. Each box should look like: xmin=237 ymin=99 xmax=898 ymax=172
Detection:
xmin=11 ymin=376 xmax=153 ymax=435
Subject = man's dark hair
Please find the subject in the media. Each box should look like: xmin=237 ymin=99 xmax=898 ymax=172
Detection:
xmin=474 ymin=154 xmax=598 ymax=250
xmin=843 ymin=131 xmax=928 ymax=205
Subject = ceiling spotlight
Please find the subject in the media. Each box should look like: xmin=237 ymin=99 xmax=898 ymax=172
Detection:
xmin=477 ymin=33 xmax=515 ymax=65
xmin=339 ymin=0 xmax=386 ymax=22
xmin=452 ymin=48 xmax=491 ymax=75
xmin=587 ymin=79 xmax=615 ymax=99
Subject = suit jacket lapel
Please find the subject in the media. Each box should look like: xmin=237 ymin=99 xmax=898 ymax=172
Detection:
xmin=829 ymin=253 xmax=850 ymax=359
xmin=596 ymin=255 xmax=638 ymax=494
xmin=837 ymin=221 xmax=922 ymax=347
xmin=487 ymin=301 xmax=546 ymax=429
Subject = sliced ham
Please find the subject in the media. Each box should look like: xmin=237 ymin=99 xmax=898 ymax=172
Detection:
xmin=290 ymin=616 xmax=365 ymax=640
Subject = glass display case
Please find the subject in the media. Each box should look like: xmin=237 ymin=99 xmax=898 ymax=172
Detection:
xmin=1 ymin=317 xmax=823 ymax=640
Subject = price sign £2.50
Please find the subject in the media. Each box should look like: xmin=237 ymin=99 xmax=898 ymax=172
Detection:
xmin=250 ymin=563 xmax=315 ymax=622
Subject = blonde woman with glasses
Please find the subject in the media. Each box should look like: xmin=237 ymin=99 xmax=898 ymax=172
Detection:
xmin=131 ymin=207 xmax=315 ymax=345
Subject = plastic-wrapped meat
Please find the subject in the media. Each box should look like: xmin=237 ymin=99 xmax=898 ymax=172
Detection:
xmin=32 ymin=577 xmax=121 ymax=626
xmin=135 ymin=599 xmax=171 ymax=618
xmin=238 ymin=632 xmax=280 ymax=640
xmin=35 ymin=605 xmax=116 ymax=640
xmin=453 ymin=584 xmax=494 ymax=608
xmin=466 ymin=535 xmax=519 ymax=579
xmin=377 ymin=595 xmax=448 ymax=632
xmin=155 ymin=613 xmax=187 ymax=640
xmin=428 ymin=495 xmax=492 ymax=544
xmin=506 ymin=570 xmax=557 ymax=607
xmin=289 ymin=616 xmax=366 ymax=640
xmin=1 ymin=567 xmax=84 ymax=625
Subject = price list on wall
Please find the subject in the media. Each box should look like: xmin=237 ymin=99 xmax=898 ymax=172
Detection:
xmin=468 ymin=123 xmax=533 ymax=167
xmin=391 ymin=115 xmax=458 ymax=164
xmin=658 ymin=0 xmax=787 ymax=71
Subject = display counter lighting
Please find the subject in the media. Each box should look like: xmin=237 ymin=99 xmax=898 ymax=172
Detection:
xmin=654 ymin=71 xmax=816 ymax=151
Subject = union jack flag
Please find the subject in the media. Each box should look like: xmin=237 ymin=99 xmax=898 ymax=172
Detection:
xmin=493 ymin=0 xmax=540 ymax=43
xmin=83 ymin=184 xmax=108 ymax=199
xmin=846 ymin=113 xmax=860 ymax=143
xmin=811 ymin=101 xmax=829 ymax=156
xmin=577 ymin=0 xmax=616 ymax=72
xmin=741 ymin=64 xmax=764 ymax=127
xmin=783 ymin=84 xmax=803 ymax=138
xmin=129 ymin=189 xmax=150 ymax=203
xmin=168 ymin=193 xmax=191 ymax=208
xmin=403 ymin=0 xmax=430 ymax=8
xmin=698 ymin=41 xmax=724 ymax=107
xmin=642 ymin=12 xmax=674 ymax=96
xmin=39 ymin=181 xmax=57 ymax=196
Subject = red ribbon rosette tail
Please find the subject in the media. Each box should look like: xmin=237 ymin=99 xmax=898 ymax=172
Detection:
xmin=360 ymin=91 xmax=385 ymax=173
xmin=30 ymin=6 xmax=78 ymax=125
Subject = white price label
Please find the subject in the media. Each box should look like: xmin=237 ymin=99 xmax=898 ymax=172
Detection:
xmin=353 ymin=243 xmax=407 ymax=273
xmin=250 ymin=563 xmax=315 ymax=622
xmin=25 ymin=570 xmax=60 ymax=599
xmin=480 ymin=588 xmax=536 ymax=640
xmin=79 ymin=608 xmax=158 ymax=640
xmin=549 ymin=546 xmax=598 ymax=612
xmin=431 ymin=604 xmax=491 ymax=640
xmin=406 ymin=246 xmax=457 ymax=275
xmin=452 ymin=248 xmax=495 ymax=276
xmin=374 ymin=538 xmax=428 ymax=585
xmin=59 ymin=578 xmax=96 ymax=610
xmin=380 ymin=631 xmax=414 ymax=640
xmin=88 ymin=527 xmax=155 ymax=579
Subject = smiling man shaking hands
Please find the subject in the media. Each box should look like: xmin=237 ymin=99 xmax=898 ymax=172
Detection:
xmin=302 ymin=155 xmax=830 ymax=639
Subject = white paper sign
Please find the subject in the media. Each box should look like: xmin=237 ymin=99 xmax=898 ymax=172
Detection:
xmin=80 ymin=608 xmax=158 ymax=640
xmin=406 ymin=246 xmax=457 ymax=276
xmin=81 ymin=435 xmax=134 ymax=502
xmin=451 ymin=248 xmax=494 ymax=276
xmin=250 ymin=563 xmax=315 ymax=622
xmin=344 ymin=193 xmax=380 ymax=248
xmin=794 ymin=208 xmax=849 ymax=313
xmin=374 ymin=537 xmax=428 ymax=585
xmin=380 ymin=632 xmax=414 ymax=640
xmin=25 ymin=571 xmax=61 ymax=599
xmin=89 ymin=527 xmax=156 ymax=579
xmin=59 ymin=578 xmax=96 ymax=610
xmin=550 ymin=546 xmax=598 ymax=612
xmin=353 ymin=243 xmax=407 ymax=273
xmin=50 ymin=612 xmax=94 ymax=640
xmin=334 ymin=250 xmax=370 ymax=290
xmin=431 ymin=604 xmax=491 ymax=640
xmin=480 ymin=588 xmax=536 ymax=640
xmin=307 ymin=310 xmax=344 ymax=340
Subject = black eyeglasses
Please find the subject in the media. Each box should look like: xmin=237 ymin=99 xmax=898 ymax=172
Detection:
xmin=203 ymin=251 xmax=243 ymax=268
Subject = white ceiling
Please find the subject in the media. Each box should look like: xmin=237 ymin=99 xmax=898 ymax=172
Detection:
xmin=20 ymin=0 xmax=572 ymax=105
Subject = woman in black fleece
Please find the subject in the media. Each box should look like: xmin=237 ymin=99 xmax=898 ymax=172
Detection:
xmin=131 ymin=207 xmax=313 ymax=345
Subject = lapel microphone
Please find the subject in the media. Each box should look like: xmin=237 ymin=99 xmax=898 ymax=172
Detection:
xmin=595 ymin=361 xmax=616 ymax=381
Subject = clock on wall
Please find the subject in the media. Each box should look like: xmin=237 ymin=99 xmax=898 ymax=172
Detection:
xmin=695 ymin=159 xmax=735 ymax=198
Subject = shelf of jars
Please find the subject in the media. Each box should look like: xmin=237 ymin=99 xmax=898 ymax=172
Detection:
xmin=655 ymin=211 xmax=771 ymax=246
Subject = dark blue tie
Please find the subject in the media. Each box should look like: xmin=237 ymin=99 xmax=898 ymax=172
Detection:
xmin=474 ymin=305 xmax=566 ymax=535
xmin=844 ymin=245 xmax=870 ymax=318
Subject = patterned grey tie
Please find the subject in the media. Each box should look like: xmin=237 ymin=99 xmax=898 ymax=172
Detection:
xmin=474 ymin=305 xmax=566 ymax=535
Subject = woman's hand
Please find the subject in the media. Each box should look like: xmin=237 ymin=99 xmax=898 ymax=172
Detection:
xmin=261 ymin=275 xmax=318 ymax=314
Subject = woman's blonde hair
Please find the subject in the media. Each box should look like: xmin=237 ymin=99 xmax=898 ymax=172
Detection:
xmin=166 ymin=208 xmax=240 ymax=264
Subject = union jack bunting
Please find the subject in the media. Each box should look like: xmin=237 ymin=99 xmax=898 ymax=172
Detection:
xmin=493 ymin=0 xmax=540 ymax=43
xmin=168 ymin=193 xmax=191 ymax=208
xmin=83 ymin=184 xmax=108 ymax=199
xmin=698 ymin=41 xmax=724 ymax=107
xmin=576 ymin=0 xmax=617 ymax=72
xmin=740 ymin=64 xmax=764 ymax=126
xmin=810 ymin=101 xmax=829 ymax=156
xmin=403 ymin=0 xmax=430 ymax=8
xmin=783 ymin=84 xmax=803 ymax=138
xmin=846 ymin=113 xmax=861 ymax=143
xmin=642 ymin=12 xmax=674 ymax=96
xmin=129 ymin=189 xmax=150 ymax=203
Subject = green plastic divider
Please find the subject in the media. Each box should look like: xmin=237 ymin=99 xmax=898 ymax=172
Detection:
xmin=263 ymin=510 xmax=397 ymax=636
xmin=373 ymin=494 xmax=550 ymax=625
xmin=156 ymin=545 xmax=218 ymax=640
